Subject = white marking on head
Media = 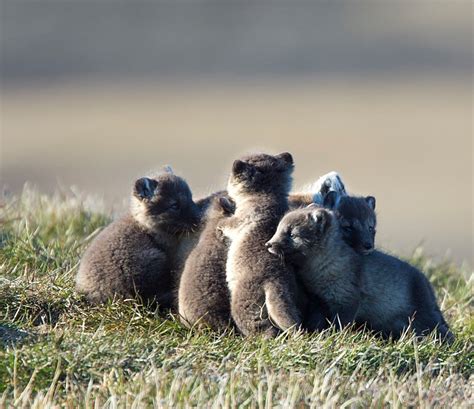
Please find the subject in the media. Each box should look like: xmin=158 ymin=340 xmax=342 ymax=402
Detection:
xmin=309 ymin=171 xmax=347 ymax=205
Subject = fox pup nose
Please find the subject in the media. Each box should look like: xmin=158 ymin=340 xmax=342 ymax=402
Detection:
xmin=265 ymin=241 xmax=281 ymax=256
xmin=363 ymin=242 xmax=373 ymax=250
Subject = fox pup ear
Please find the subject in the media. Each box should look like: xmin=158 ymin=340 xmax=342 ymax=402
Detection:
xmin=365 ymin=196 xmax=376 ymax=210
xmin=276 ymin=152 xmax=294 ymax=166
xmin=309 ymin=209 xmax=331 ymax=233
xmin=335 ymin=174 xmax=346 ymax=194
xmin=218 ymin=196 xmax=235 ymax=215
xmin=232 ymin=159 xmax=250 ymax=175
xmin=323 ymin=191 xmax=339 ymax=209
xmin=134 ymin=177 xmax=158 ymax=200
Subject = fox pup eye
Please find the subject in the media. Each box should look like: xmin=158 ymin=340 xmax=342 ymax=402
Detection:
xmin=168 ymin=202 xmax=180 ymax=211
xmin=369 ymin=226 xmax=375 ymax=233
xmin=290 ymin=230 xmax=298 ymax=239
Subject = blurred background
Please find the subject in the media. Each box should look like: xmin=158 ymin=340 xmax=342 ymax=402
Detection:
xmin=1 ymin=1 xmax=472 ymax=266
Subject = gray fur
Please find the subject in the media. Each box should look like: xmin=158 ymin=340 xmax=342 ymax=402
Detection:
xmin=289 ymin=172 xmax=377 ymax=255
xmin=357 ymin=251 xmax=453 ymax=341
xmin=221 ymin=152 xmax=302 ymax=337
xmin=266 ymin=207 xmax=362 ymax=330
xmin=76 ymin=172 xmax=201 ymax=307
xmin=288 ymin=190 xmax=377 ymax=256
xmin=171 ymin=189 xmax=232 ymax=286
xmin=268 ymin=207 xmax=454 ymax=341
xmin=178 ymin=194 xmax=235 ymax=330
xmin=324 ymin=192 xmax=377 ymax=255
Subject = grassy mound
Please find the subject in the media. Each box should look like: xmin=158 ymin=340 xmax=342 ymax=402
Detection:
xmin=0 ymin=187 xmax=472 ymax=407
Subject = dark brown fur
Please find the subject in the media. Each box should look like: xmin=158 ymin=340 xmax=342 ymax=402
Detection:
xmin=76 ymin=172 xmax=201 ymax=307
xmin=178 ymin=194 xmax=235 ymax=330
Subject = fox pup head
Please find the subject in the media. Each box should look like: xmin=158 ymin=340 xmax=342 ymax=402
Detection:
xmin=131 ymin=170 xmax=201 ymax=235
xmin=324 ymin=191 xmax=376 ymax=255
xmin=266 ymin=206 xmax=334 ymax=266
xmin=227 ymin=152 xmax=294 ymax=200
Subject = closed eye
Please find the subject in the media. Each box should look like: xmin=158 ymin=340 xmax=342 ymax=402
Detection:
xmin=168 ymin=202 xmax=180 ymax=211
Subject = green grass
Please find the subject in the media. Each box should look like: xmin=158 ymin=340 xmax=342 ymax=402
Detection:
xmin=0 ymin=187 xmax=472 ymax=408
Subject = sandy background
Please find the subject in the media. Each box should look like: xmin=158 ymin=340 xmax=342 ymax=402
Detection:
xmin=1 ymin=2 xmax=472 ymax=266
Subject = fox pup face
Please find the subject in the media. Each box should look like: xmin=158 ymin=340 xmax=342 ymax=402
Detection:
xmin=266 ymin=207 xmax=333 ymax=265
xmin=324 ymin=192 xmax=376 ymax=255
xmin=227 ymin=152 xmax=294 ymax=198
xmin=131 ymin=172 xmax=201 ymax=234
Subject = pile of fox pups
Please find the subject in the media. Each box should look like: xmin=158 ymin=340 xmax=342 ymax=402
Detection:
xmin=76 ymin=152 xmax=453 ymax=342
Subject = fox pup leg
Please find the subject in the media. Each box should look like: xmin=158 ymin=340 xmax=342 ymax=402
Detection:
xmin=329 ymin=300 xmax=360 ymax=330
xmin=264 ymin=281 xmax=302 ymax=332
xmin=412 ymin=310 xmax=455 ymax=343
xmin=135 ymin=247 xmax=173 ymax=308
xmin=304 ymin=299 xmax=329 ymax=332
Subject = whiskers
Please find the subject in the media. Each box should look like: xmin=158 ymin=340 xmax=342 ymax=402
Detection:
xmin=276 ymin=250 xmax=285 ymax=264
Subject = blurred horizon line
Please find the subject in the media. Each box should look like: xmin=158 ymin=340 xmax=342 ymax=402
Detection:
xmin=1 ymin=72 xmax=471 ymax=93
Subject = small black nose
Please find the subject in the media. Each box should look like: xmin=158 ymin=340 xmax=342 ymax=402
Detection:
xmin=363 ymin=242 xmax=373 ymax=250
xmin=265 ymin=242 xmax=273 ymax=248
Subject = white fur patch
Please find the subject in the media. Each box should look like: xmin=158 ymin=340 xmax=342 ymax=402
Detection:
xmin=310 ymin=171 xmax=347 ymax=205
xmin=130 ymin=197 xmax=155 ymax=231
xmin=220 ymin=223 xmax=240 ymax=241
xmin=225 ymin=224 xmax=250 ymax=295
